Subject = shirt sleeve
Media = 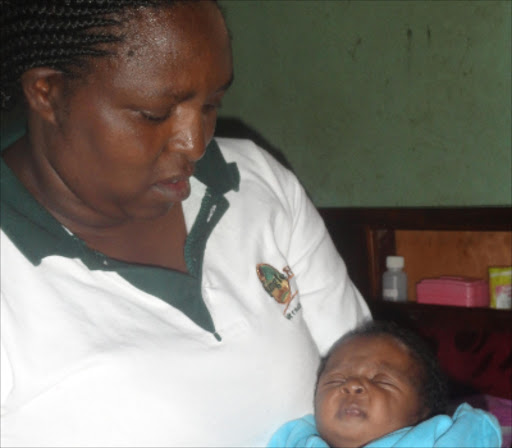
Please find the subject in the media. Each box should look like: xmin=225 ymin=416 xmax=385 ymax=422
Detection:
xmin=284 ymin=164 xmax=370 ymax=355
xmin=217 ymin=138 xmax=371 ymax=356
xmin=1 ymin=307 xmax=14 ymax=413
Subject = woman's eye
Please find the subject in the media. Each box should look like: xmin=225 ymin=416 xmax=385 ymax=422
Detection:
xmin=140 ymin=111 xmax=170 ymax=123
xmin=203 ymin=102 xmax=222 ymax=113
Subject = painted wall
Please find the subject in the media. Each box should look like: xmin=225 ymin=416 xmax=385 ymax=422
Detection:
xmin=217 ymin=0 xmax=511 ymax=207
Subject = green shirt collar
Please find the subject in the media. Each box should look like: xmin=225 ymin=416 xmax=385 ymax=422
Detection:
xmin=1 ymin=138 xmax=239 ymax=336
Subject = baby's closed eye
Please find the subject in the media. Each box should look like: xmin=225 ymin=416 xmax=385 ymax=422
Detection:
xmin=371 ymin=374 xmax=397 ymax=387
xmin=321 ymin=375 xmax=348 ymax=387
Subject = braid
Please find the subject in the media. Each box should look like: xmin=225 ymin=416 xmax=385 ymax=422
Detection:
xmin=0 ymin=0 xmax=173 ymax=110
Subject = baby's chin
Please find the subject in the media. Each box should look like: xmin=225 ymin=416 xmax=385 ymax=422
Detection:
xmin=322 ymin=430 xmax=375 ymax=448
xmin=325 ymin=438 xmax=368 ymax=448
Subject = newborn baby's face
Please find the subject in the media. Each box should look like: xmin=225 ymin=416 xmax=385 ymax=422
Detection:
xmin=314 ymin=335 xmax=424 ymax=448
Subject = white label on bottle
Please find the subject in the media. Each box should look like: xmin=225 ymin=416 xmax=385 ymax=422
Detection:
xmin=383 ymin=288 xmax=398 ymax=300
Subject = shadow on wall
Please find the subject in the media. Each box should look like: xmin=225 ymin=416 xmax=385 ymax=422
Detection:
xmin=215 ymin=116 xmax=294 ymax=173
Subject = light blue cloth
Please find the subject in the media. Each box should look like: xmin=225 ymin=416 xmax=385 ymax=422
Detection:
xmin=267 ymin=403 xmax=502 ymax=448
xmin=268 ymin=414 xmax=327 ymax=448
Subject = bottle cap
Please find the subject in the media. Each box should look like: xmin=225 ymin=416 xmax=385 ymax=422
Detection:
xmin=386 ymin=256 xmax=404 ymax=269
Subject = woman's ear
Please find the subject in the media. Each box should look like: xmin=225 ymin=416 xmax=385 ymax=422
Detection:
xmin=20 ymin=68 xmax=67 ymax=125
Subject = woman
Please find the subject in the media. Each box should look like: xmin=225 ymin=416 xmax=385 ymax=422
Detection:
xmin=0 ymin=1 xmax=370 ymax=446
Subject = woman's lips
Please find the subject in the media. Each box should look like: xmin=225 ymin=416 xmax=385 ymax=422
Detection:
xmin=153 ymin=176 xmax=191 ymax=200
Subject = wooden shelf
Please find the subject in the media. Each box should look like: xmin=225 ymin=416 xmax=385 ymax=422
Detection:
xmin=368 ymin=300 xmax=512 ymax=332
xmin=319 ymin=206 xmax=512 ymax=305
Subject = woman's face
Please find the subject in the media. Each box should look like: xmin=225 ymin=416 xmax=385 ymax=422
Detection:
xmin=314 ymin=335 xmax=424 ymax=448
xmin=42 ymin=1 xmax=232 ymax=223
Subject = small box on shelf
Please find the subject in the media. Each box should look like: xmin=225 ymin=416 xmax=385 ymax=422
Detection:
xmin=416 ymin=276 xmax=489 ymax=308
xmin=489 ymin=266 xmax=512 ymax=309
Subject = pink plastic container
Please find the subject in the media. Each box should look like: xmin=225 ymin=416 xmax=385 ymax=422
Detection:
xmin=416 ymin=276 xmax=490 ymax=307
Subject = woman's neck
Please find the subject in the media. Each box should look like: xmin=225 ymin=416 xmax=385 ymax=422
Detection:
xmin=2 ymin=135 xmax=189 ymax=272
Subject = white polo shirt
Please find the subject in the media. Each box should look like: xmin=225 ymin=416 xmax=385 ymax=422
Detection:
xmin=0 ymin=137 xmax=370 ymax=447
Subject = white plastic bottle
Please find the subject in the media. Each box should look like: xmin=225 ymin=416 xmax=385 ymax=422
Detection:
xmin=382 ymin=256 xmax=407 ymax=302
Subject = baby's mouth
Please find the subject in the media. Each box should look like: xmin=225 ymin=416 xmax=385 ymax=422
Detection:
xmin=337 ymin=403 xmax=367 ymax=419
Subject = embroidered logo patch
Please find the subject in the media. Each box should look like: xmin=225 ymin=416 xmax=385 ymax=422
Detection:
xmin=256 ymin=264 xmax=301 ymax=319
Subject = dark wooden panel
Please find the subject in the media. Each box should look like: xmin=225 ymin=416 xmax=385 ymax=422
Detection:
xmin=368 ymin=300 xmax=512 ymax=333
xmin=319 ymin=206 xmax=512 ymax=231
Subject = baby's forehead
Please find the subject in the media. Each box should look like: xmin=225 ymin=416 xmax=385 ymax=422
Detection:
xmin=325 ymin=334 xmax=415 ymax=371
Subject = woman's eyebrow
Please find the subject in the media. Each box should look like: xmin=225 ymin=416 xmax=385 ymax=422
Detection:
xmin=144 ymin=73 xmax=234 ymax=102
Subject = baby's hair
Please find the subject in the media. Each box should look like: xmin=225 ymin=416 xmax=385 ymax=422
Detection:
xmin=316 ymin=320 xmax=448 ymax=420
xmin=0 ymin=0 xmax=219 ymax=110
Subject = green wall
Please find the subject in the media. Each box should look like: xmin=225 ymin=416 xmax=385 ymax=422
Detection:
xmin=218 ymin=0 xmax=511 ymax=207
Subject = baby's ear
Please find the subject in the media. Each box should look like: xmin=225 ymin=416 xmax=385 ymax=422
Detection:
xmin=20 ymin=68 xmax=67 ymax=125
xmin=418 ymin=405 xmax=432 ymax=422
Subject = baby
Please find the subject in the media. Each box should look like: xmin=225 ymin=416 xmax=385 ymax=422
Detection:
xmin=268 ymin=320 xmax=502 ymax=448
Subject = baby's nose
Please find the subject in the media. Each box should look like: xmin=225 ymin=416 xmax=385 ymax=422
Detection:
xmin=342 ymin=379 xmax=365 ymax=394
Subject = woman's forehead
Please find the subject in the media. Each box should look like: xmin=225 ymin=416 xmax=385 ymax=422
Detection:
xmin=115 ymin=2 xmax=228 ymax=58
xmin=86 ymin=2 xmax=231 ymax=95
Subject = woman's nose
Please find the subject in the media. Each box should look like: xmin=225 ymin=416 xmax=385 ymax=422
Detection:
xmin=341 ymin=379 xmax=366 ymax=394
xmin=165 ymin=110 xmax=207 ymax=162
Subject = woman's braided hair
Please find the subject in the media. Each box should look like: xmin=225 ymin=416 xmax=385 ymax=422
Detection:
xmin=0 ymin=0 xmax=196 ymax=110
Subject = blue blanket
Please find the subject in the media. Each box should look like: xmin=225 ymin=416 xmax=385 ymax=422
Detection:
xmin=267 ymin=403 xmax=502 ymax=447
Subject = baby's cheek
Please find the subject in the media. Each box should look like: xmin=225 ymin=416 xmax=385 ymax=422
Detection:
xmin=314 ymin=393 xmax=334 ymax=431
